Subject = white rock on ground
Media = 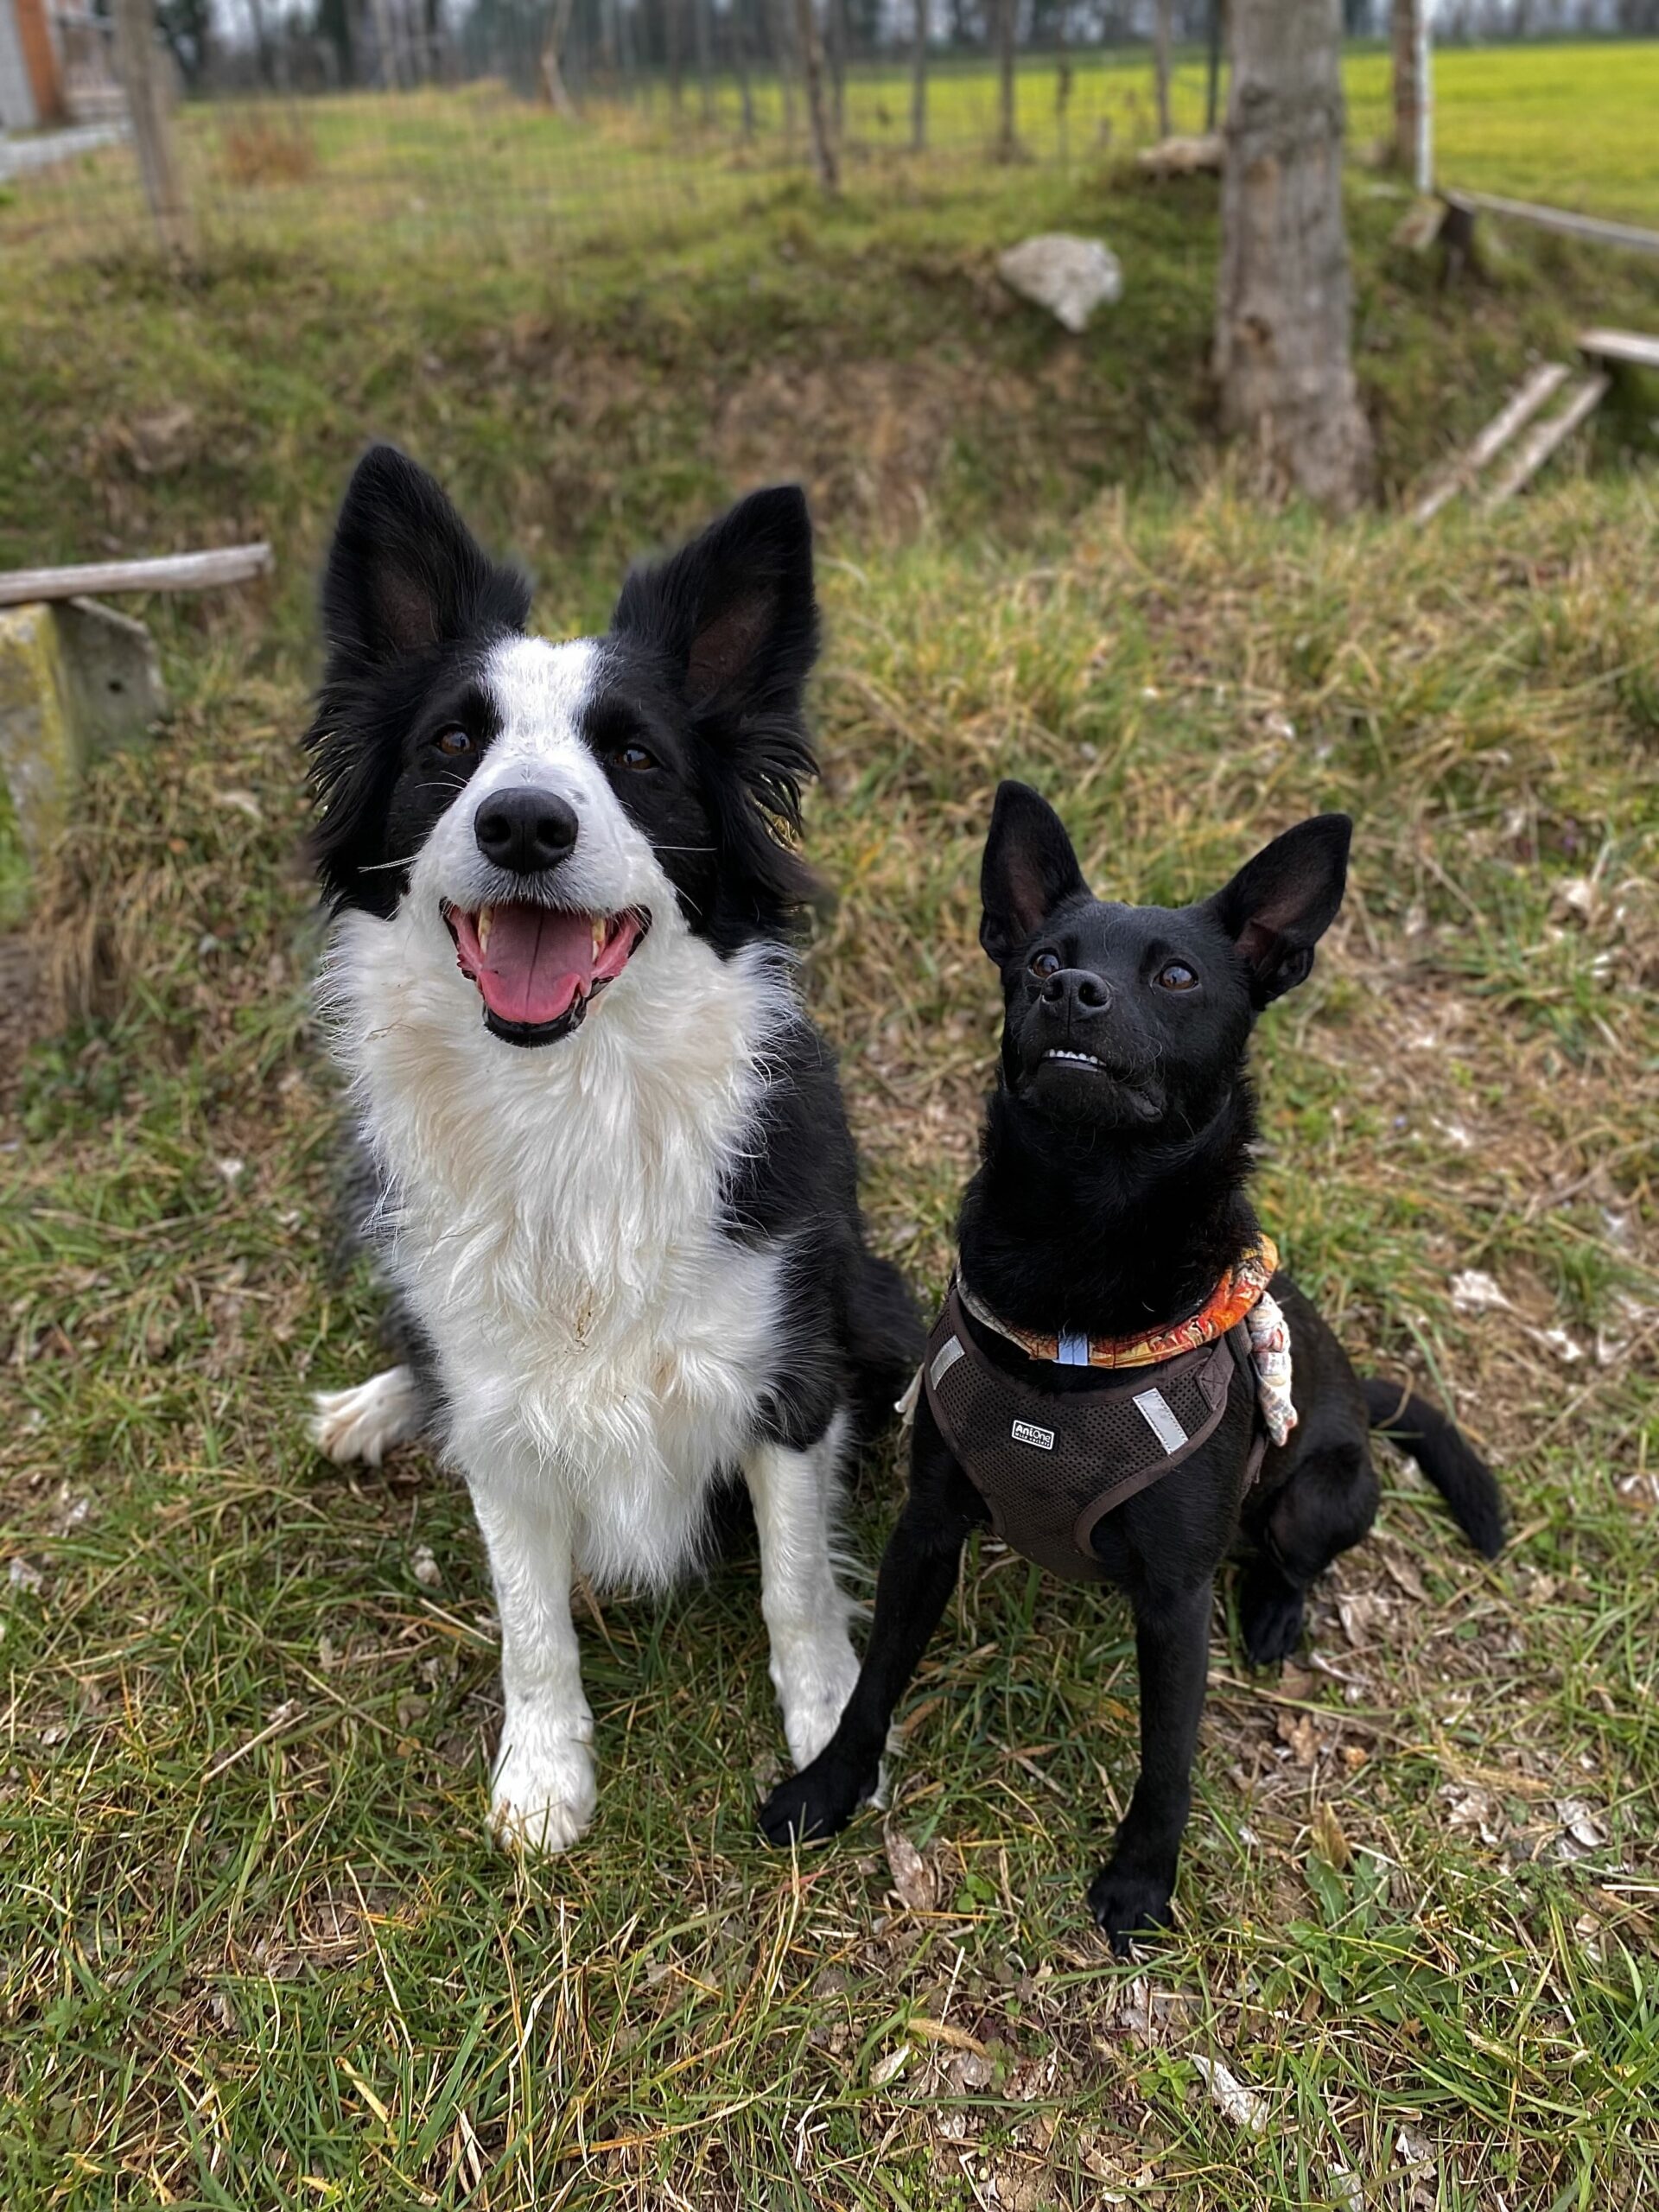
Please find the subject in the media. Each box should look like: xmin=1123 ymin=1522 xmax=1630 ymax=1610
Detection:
xmin=995 ymin=233 xmax=1123 ymax=333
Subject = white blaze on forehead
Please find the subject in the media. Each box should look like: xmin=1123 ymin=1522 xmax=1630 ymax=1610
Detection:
xmin=483 ymin=634 xmax=602 ymax=767
xmin=436 ymin=629 xmax=663 ymax=925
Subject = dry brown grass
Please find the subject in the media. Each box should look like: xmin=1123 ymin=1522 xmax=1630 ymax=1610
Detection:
xmin=217 ymin=115 xmax=320 ymax=190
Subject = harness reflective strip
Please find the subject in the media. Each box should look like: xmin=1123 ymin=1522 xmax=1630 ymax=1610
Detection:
xmin=1132 ymin=1387 xmax=1188 ymax=1453
xmin=929 ymin=1334 xmax=967 ymax=1389
xmin=1057 ymin=1330 xmax=1090 ymax=1366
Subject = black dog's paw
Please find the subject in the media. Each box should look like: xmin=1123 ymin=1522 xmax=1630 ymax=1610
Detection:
xmin=1239 ymin=1561 xmax=1306 ymax=1669
xmin=1088 ymin=1861 xmax=1174 ymax=1955
xmin=758 ymin=1757 xmax=872 ymax=1848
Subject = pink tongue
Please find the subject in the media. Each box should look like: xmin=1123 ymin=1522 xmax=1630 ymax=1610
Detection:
xmin=474 ymin=906 xmax=594 ymax=1027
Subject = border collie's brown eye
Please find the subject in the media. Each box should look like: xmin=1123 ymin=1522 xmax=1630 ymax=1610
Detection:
xmin=1030 ymin=950 xmax=1062 ymax=979
xmin=612 ymin=744 xmax=656 ymax=773
xmin=436 ymin=728 xmax=472 ymax=757
xmin=1157 ymin=960 xmax=1198 ymax=991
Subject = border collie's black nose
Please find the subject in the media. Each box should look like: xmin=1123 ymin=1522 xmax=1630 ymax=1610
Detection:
xmin=1040 ymin=967 xmax=1111 ymax=1015
xmin=474 ymin=787 xmax=579 ymax=874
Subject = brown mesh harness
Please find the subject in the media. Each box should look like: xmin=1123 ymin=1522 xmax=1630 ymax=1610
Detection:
xmin=922 ymin=1285 xmax=1269 ymax=1585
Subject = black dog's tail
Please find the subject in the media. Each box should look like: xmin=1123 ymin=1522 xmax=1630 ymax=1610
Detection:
xmin=846 ymin=1248 xmax=926 ymax=1450
xmin=1362 ymin=1379 xmax=1504 ymax=1560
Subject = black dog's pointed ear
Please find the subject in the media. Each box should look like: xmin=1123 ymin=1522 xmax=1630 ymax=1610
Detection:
xmin=321 ymin=444 xmax=529 ymax=666
xmin=610 ymin=485 xmax=817 ymax=721
xmin=1206 ymin=814 xmax=1351 ymax=1006
xmin=980 ymin=781 xmax=1088 ymax=964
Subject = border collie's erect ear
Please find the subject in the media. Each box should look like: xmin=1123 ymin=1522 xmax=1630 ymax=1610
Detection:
xmin=1205 ymin=814 xmax=1352 ymax=1007
xmin=980 ymin=781 xmax=1089 ymax=965
xmin=611 ymin=486 xmax=818 ymax=724
xmin=320 ymin=444 xmax=529 ymax=667
xmin=611 ymin=487 xmax=819 ymax=865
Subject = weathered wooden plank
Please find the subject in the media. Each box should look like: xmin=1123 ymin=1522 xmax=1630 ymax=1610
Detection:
xmin=1411 ymin=361 xmax=1571 ymax=524
xmin=1578 ymin=327 xmax=1659 ymax=372
xmin=1483 ymin=372 xmax=1611 ymax=508
xmin=0 ymin=543 xmax=273 ymax=609
xmin=1452 ymin=191 xmax=1659 ymax=258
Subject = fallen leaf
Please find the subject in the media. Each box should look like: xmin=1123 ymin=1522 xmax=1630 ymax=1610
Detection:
xmin=1312 ymin=1801 xmax=1352 ymax=1872
xmin=1277 ymin=1710 xmax=1319 ymax=1766
xmin=1192 ymin=2054 xmax=1268 ymax=2133
xmin=1530 ymin=1325 xmax=1585 ymax=1365
xmin=1382 ymin=1554 xmax=1428 ymax=1602
xmin=1395 ymin=2122 xmax=1435 ymax=2171
xmin=1336 ymin=1590 xmax=1385 ymax=1647
xmin=949 ymin=2050 xmax=995 ymax=2092
xmin=1326 ymin=2162 xmax=1363 ymax=2209
xmin=883 ymin=1821 xmax=938 ymax=1913
xmin=908 ymin=2015 xmax=986 ymax=2056
xmin=1450 ymin=1270 xmax=1510 ymax=1314
xmin=1554 ymin=876 xmax=1595 ymax=919
xmin=1555 ymin=1798 xmax=1608 ymax=1853
xmin=871 ymin=2042 xmax=911 ymax=2087
xmin=1440 ymin=1783 xmax=1503 ymax=1847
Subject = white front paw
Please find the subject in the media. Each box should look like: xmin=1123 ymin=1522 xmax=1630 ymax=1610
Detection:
xmin=490 ymin=1729 xmax=596 ymax=1856
xmin=775 ymin=1632 xmax=861 ymax=1770
xmin=309 ymin=1368 xmax=422 ymax=1467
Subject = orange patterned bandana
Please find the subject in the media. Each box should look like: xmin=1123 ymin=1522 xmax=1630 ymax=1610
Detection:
xmin=957 ymin=1236 xmax=1281 ymax=1370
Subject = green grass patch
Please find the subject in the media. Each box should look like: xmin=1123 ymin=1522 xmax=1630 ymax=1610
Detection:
xmin=3 ymin=43 xmax=1658 ymax=2204
xmin=3 ymin=475 xmax=1656 ymax=2206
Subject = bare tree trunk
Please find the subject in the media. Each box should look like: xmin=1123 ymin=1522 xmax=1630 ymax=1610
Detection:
xmin=1205 ymin=0 xmax=1223 ymax=130
xmin=667 ymin=0 xmax=684 ymax=111
xmin=827 ymin=0 xmax=845 ymax=137
xmin=995 ymin=0 xmax=1016 ymax=159
xmin=1214 ymin=0 xmax=1373 ymax=513
xmin=369 ymin=0 xmax=404 ymax=87
xmin=1055 ymin=0 xmax=1071 ymax=168
xmin=1154 ymin=0 xmax=1173 ymax=137
xmin=911 ymin=0 xmax=926 ymax=151
xmin=540 ymin=0 xmax=578 ymax=113
xmin=773 ymin=0 xmax=798 ymax=146
xmin=1391 ymin=0 xmax=1421 ymax=171
xmin=245 ymin=0 xmax=275 ymax=86
xmin=694 ymin=0 xmax=715 ymax=122
xmin=734 ymin=0 xmax=755 ymax=137
xmin=111 ymin=0 xmax=195 ymax=260
xmin=792 ymin=0 xmax=837 ymax=186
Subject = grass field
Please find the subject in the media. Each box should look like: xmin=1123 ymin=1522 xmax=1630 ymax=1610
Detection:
xmin=3 ymin=33 xmax=1659 ymax=2212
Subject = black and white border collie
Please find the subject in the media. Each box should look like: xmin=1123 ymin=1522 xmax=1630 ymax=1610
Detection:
xmin=305 ymin=447 xmax=918 ymax=1853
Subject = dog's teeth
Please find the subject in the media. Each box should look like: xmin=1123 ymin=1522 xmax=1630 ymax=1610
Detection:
xmin=477 ymin=906 xmax=493 ymax=954
xmin=592 ymin=918 xmax=607 ymax=959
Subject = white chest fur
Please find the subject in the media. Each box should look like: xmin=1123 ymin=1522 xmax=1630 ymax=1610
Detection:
xmin=321 ymin=900 xmax=795 ymax=1588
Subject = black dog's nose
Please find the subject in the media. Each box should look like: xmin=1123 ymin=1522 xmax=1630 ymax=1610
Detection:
xmin=474 ymin=787 xmax=579 ymax=874
xmin=1040 ymin=967 xmax=1111 ymax=1014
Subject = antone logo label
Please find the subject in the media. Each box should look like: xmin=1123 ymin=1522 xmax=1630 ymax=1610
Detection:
xmin=1011 ymin=1418 xmax=1055 ymax=1452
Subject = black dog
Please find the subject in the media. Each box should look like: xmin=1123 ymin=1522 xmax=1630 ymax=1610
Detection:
xmin=760 ymin=782 xmax=1503 ymax=1949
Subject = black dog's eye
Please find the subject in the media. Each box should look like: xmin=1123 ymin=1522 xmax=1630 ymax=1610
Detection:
xmin=610 ymin=743 xmax=657 ymax=773
xmin=1030 ymin=950 xmax=1062 ymax=980
xmin=1157 ymin=961 xmax=1198 ymax=992
xmin=435 ymin=728 xmax=473 ymax=757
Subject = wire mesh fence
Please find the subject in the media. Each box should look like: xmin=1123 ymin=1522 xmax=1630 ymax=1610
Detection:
xmin=2 ymin=3 xmax=1653 ymax=270
xmin=1 ymin=37 xmax=1223 ymax=269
